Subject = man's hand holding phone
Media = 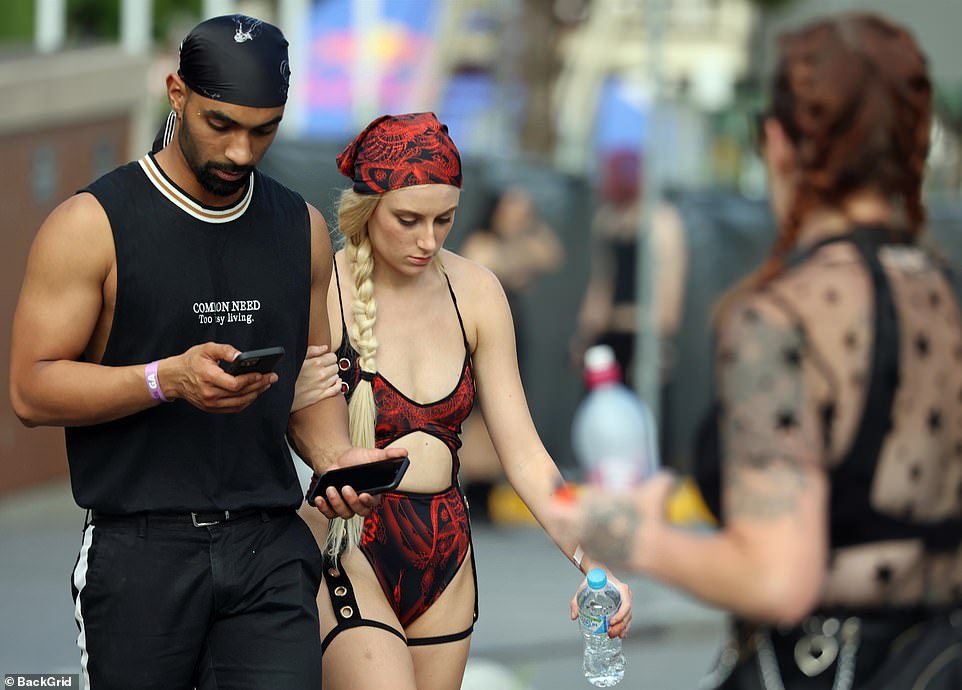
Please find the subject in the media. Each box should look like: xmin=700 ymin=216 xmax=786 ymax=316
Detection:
xmin=218 ymin=346 xmax=285 ymax=376
xmin=310 ymin=448 xmax=410 ymax=520
xmin=163 ymin=343 xmax=283 ymax=413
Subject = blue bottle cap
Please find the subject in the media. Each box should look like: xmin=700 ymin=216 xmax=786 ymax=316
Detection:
xmin=587 ymin=567 xmax=607 ymax=590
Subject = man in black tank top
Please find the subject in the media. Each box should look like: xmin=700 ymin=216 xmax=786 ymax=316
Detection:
xmin=9 ymin=15 xmax=404 ymax=689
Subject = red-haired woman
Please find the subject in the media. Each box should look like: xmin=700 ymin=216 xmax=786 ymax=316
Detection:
xmin=549 ymin=13 xmax=962 ymax=689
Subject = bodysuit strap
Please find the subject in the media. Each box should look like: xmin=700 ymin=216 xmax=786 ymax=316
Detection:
xmin=332 ymin=259 xmax=350 ymax=346
xmin=443 ymin=273 xmax=470 ymax=351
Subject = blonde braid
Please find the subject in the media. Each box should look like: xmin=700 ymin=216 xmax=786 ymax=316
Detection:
xmin=348 ymin=236 xmax=379 ymax=379
xmin=325 ymin=190 xmax=380 ymax=561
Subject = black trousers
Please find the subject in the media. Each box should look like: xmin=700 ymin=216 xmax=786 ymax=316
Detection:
xmin=70 ymin=510 xmax=323 ymax=690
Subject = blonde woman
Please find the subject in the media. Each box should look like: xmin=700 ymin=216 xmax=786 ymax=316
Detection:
xmin=289 ymin=113 xmax=633 ymax=690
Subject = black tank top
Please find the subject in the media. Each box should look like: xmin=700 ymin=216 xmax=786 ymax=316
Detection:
xmin=66 ymin=153 xmax=311 ymax=513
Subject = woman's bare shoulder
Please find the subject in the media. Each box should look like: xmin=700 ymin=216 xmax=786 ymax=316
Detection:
xmin=439 ymin=250 xmax=511 ymax=348
xmin=440 ymin=249 xmax=504 ymax=295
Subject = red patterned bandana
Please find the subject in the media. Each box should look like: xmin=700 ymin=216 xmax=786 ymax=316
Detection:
xmin=336 ymin=112 xmax=462 ymax=194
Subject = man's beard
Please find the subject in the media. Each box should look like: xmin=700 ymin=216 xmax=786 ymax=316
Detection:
xmin=178 ymin=117 xmax=252 ymax=197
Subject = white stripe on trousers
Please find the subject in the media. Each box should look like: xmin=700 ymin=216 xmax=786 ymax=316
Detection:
xmin=72 ymin=524 xmax=94 ymax=690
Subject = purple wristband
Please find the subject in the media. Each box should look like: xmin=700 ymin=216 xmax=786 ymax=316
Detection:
xmin=145 ymin=361 xmax=169 ymax=403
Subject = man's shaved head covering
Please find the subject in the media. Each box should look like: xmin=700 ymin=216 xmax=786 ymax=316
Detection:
xmin=178 ymin=15 xmax=290 ymax=108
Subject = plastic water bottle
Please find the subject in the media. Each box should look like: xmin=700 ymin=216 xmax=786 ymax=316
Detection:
xmin=578 ymin=567 xmax=625 ymax=687
xmin=572 ymin=344 xmax=658 ymax=489
xmin=571 ymin=345 xmax=718 ymax=528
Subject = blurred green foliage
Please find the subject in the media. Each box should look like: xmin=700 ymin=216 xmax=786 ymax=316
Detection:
xmin=67 ymin=0 xmax=200 ymax=42
xmin=937 ymin=85 xmax=962 ymax=136
xmin=67 ymin=0 xmax=120 ymax=41
xmin=0 ymin=0 xmax=201 ymax=44
xmin=0 ymin=0 xmax=34 ymax=41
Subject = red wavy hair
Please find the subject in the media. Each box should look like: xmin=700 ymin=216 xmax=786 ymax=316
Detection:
xmin=755 ymin=12 xmax=932 ymax=285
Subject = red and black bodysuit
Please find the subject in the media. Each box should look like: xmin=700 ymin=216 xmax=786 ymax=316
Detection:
xmin=311 ymin=262 xmax=478 ymax=651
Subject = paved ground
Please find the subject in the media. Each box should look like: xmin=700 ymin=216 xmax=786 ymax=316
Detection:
xmin=0 ymin=480 xmax=726 ymax=689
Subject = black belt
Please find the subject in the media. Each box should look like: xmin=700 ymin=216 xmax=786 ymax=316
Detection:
xmin=90 ymin=507 xmax=294 ymax=527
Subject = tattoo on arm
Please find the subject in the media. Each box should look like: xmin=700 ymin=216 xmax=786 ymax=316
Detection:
xmin=582 ymin=500 xmax=641 ymax=567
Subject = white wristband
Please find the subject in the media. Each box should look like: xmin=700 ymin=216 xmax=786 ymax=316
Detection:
xmin=573 ymin=545 xmax=584 ymax=572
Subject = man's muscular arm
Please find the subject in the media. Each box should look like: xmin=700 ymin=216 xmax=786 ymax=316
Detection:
xmin=287 ymin=205 xmax=353 ymax=472
xmin=287 ymin=204 xmax=407 ymax=520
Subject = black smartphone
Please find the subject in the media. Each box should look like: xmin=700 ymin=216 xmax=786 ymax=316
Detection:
xmin=307 ymin=456 xmax=410 ymax=502
xmin=219 ymin=346 xmax=285 ymax=375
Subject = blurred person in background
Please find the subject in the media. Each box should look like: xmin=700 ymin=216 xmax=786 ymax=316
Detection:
xmin=571 ymin=149 xmax=687 ymax=466
xmin=459 ymin=186 xmax=564 ymax=523
xmin=460 ymin=185 xmax=564 ymax=354
xmin=293 ymin=112 xmax=632 ymax=690
xmin=8 ymin=15 xmax=403 ymax=689
xmin=550 ymin=13 xmax=962 ymax=689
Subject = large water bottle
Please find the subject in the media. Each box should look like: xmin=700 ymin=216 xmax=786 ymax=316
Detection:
xmin=572 ymin=344 xmax=658 ymax=489
xmin=578 ymin=567 xmax=626 ymax=687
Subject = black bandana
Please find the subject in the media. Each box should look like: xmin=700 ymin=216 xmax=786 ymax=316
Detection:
xmin=178 ymin=15 xmax=290 ymax=108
